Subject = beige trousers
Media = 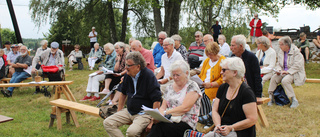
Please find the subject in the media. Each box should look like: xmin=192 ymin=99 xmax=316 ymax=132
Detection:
xmin=268 ymin=74 xmax=295 ymax=98
xmin=103 ymin=108 xmax=151 ymax=137
xmin=68 ymin=56 xmax=76 ymax=68
xmin=261 ymin=73 xmax=273 ymax=87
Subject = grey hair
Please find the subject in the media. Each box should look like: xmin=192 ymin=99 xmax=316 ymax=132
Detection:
xmin=164 ymin=38 xmax=175 ymax=47
xmin=195 ymin=31 xmax=203 ymax=37
xmin=218 ymin=34 xmax=226 ymax=42
xmin=129 ymin=37 xmax=136 ymax=42
xmin=257 ymin=36 xmax=271 ymax=49
xmin=104 ymin=43 xmax=114 ymax=51
xmin=0 ymin=48 xmax=4 ymax=53
xmin=170 ymin=60 xmax=190 ymax=79
xmin=171 ymin=34 xmax=182 ymax=41
xmin=220 ymin=57 xmax=245 ymax=79
xmin=126 ymin=51 xmax=146 ymax=69
xmin=115 ymin=42 xmax=126 ymax=52
xmin=94 ymin=43 xmax=100 ymax=47
xmin=204 ymin=34 xmax=214 ymax=41
xmin=158 ymin=31 xmax=168 ymax=38
xmin=40 ymin=40 xmax=48 ymax=46
xmin=231 ymin=35 xmax=246 ymax=50
xmin=278 ymin=36 xmax=292 ymax=48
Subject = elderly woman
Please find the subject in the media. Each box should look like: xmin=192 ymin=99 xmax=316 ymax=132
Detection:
xmin=208 ymin=57 xmax=257 ymax=137
xmin=171 ymin=34 xmax=188 ymax=61
xmin=68 ymin=44 xmax=83 ymax=71
xmin=268 ymin=36 xmax=306 ymax=108
xmin=35 ymin=40 xmax=50 ymax=57
xmin=217 ymin=34 xmax=231 ymax=57
xmin=255 ymin=36 xmax=276 ymax=87
xmin=147 ymin=60 xmax=202 ymax=137
xmin=99 ymin=42 xmax=128 ymax=95
xmin=88 ymin=43 xmax=102 ymax=70
xmin=197 ymin=42 xmax=225 ymax=124
xmin=80 ymin=43 xmax=117 ymax=101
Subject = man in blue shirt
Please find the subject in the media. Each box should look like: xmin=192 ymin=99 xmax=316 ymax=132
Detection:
xmin=210 ymin=21 xmax=222 ymax=42
xmin=152 ymin=31 xmax=167 ymax=68
xmin=103 ymin=52 xmax=162 ymax=137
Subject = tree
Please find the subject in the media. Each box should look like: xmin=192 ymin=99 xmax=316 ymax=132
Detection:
xmin=1 ymin=28 xmax=17 ymax=44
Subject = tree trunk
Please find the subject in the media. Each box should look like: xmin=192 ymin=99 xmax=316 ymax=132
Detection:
xmin=152 ymin=0 xmax=163 ymax=37
xmin=120 ymin=0 xmax=128 ymax=42
xmin=107 ymin=1 xmax=118 ymax=43
xmin=169 ymin=0 xmax=183 ymax=36
xmin=164 ymin=0 xmax=173 ymax=35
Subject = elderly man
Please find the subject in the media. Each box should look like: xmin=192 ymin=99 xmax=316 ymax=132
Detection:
xmin=103 ymin=52 xmax=162 ymax=137
xmin=156 ymin=38 xmax=183 ymax=93
xmin=130 ymin=40 xmax=155 ymax=72
xmin=88 ymin=27 xmax=98 ymax=49
xmin=3 ymin=41 xmax=12 ymax=55
xmin=152 ymin=31 xmax=167 ymax=68
xmin=188 ymin=31 xmax=206 ymax=69
xmin=31 ymin=42 xmax=64 ymax=93
xmin=1 ymin=46 xmax=32 ymax=97
xmin=7 ymin=44 xmax=21 ymax=77
xmin=230 ymin=35 xmax=262 ymax=98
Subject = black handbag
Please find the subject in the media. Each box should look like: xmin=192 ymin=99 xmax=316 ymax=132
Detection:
xmin=99 ymin=104 xmax=118 ymax=119
xmin=273 ymin=85 xmax=290 ymax=106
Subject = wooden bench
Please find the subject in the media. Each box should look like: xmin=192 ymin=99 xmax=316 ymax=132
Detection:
xmin=0 ymin=115 xmax=14 ymax=123
xmin=305 ymin=78 xmax=320 ymax=83
xmin=0 ymin=77 xmax=33 ymax=89
xmin=49 ymin=99 xmax=100 ymax=130
xmin=256 ymin=97 xmax=270 ymax=131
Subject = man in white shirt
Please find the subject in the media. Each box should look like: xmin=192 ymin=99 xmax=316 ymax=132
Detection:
xmin=88 ymin=27 xmax=98 ymax=49
xmin=156 ymin=38 xmax=184 ymax=94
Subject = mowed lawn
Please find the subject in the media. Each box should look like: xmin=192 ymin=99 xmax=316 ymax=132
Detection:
xmin=0 ymin=59 xmax=319 ymax=137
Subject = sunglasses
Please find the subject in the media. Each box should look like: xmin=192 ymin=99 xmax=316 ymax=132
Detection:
xmin=158 ymin=38 xmax=165 ymax=40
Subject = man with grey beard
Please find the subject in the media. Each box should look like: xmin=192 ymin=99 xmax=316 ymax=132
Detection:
xmin=1 ymin=45 xmax=32 ymax=97
xmin=31 ymin=42 xmax=65 ymax=94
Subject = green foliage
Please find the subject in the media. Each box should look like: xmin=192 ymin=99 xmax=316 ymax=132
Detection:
xmin=1 ymin=28 xmax=17 ymax=44
xmin=179 ymin=27 xmax=201 ymax=49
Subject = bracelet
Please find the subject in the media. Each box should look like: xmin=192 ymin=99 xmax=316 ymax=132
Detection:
xmin=231 ymin=126 xmax=235 ymax=132
xmin=210 ymin=82 xmax=213 ymax=87
xmin=119 ymin=73 xmax=122 ymax=76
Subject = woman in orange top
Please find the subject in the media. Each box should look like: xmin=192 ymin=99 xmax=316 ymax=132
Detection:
xmin=199 ymin=42 xmax=225 ymax=100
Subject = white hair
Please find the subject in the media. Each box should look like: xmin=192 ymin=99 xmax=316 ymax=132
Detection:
xmin=40 ymin=40 xmax=48 ymax=46
xmin=220 ymin=57 xmax=245 ymax=78
xmin=232 ymin=35 xmax=246 ymax=50
xmin=158 ymin=31 xmax=167 ymax=38
xmin=218 ymin=34 xmax=226 ymax=42
xmin=115 ymin=42 xmax=126 ymax=51
xmin=278 ymin=36 xmax=292 ymax=48
xmin=257 ymin=36 xmax=271 ymax=49
xmin=170 ymin=60 xmax=190 ymax=79
xmin=171 ymin=34 xmax=182 ymax=41
xmin=104 ymin=43 xmax=114 ymax=51
xmin=129 ymin=37 xmax=136 ymax=42
xmin=163 ymin=38 xmax=175 ymax=47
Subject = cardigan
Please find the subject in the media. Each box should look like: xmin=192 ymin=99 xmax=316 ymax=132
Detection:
xmin=255 ymin=47 xmax=277 ymax=74
xmin=198 ymin=55 xmax=225 ymax=100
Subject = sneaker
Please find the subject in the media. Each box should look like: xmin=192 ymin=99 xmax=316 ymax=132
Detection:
xmin=290 ymin=100 xmax=299 ymax=108
xmin=267 ymin=101 xmax=273 ymax=106
xmin=90 ymin=96 xmax=101 ymax=101
xmin=1 ymin=90 xmax=11 ymax=97
xmin=99 ymin=89 xmax=110 ymax=94
xmin=80 ymin=96 xmax=92 ymax=101
xmin=306 ymin=60 xmax=309 ymax=64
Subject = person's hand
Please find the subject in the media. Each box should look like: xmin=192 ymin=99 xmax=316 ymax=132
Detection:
xmin=213 ymin=125 xmax=222 ymax=133
xmin=219 ymin=125 xmax=232 ymax=136
xmin=202 ymin=82 xmax=212 ymax=88
xmin=96 ymin=71 xmax=103 ymax=74
xmin=31 ymin=68 xmax=37 ymax=73
xmin=190 ymin=69 xmax=200 ymax=76
xmin=158 ymin=79 xmax=168 ymax=84
xmin=145 ymin=119 xmax=153 ymax=132
xmin=113 ymin=73 xmax=121 ymax=77
xmin=299 ymin=47 xmax=301 ymax=51
xmin=116 ymin=54 xmax=121 ymax=61
xmin=300 ymin=39 xmax=305 ymax=43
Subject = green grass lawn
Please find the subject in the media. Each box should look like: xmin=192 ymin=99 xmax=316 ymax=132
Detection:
xmin=0 ymin=60 xmax=319 ymax=136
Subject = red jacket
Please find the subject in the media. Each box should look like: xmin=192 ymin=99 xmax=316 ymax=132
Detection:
xmin=3 ymin=54 xmax=8 ymax=66
xmin=250 ymin=18 xmax=262 ymax=37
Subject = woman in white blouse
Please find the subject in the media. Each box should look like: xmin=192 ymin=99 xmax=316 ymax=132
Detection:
xmin=255 ymin=36 xmax=276 ymax=87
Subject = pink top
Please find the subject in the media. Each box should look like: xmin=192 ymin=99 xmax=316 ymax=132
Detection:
xmin=140 ymin=48 xmax=155 ymax=72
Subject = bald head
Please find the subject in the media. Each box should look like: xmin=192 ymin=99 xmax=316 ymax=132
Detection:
xmin=203 ymin=34 xmax=214 ymax=46
xmin=130 ymin=40 xmax=143 ymax=52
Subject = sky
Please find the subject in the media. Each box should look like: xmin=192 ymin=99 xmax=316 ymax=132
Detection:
xmin=0 ymin=1 xmax=320 ymax=39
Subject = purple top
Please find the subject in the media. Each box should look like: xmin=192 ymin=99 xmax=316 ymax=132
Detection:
xmin=283 ymin=50 xmax=290 ymax=71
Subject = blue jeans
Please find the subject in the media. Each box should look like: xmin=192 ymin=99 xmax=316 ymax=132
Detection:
xmin=7 ymin=71 xmax=31 ymax=95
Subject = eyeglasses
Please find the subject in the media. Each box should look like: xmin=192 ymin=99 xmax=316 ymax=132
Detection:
xmin=195 ymin=35 xmax=200 ymax=38
xmin=125 ymin=63 xmax=137 ymax=67
xmin=163 ymin=44 xmax=170 ymax=47
xmin=221 ymin=68 xmax=230 ymax=73
xmin=158 ymin=38 xmax=165 ymax=40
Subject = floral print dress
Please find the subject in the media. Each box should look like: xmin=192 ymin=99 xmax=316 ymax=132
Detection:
xmin=164 ymin=80 xmax=202 ymax=129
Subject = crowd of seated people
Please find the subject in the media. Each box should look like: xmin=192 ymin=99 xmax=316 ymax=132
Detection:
xmin=1 ymin=28 xmax=310 ymax=136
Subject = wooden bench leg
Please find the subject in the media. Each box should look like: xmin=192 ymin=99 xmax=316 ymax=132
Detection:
xmin=257 ymin=105 xmax=269 ymax=127
xmin=69 ymin=110 xmax=80 ymax=127
xmin=66 ymin=111 xmax=70 ymax=124
xmin=255 ymin=121 xmax=261 ymax=131
xmin=56 ymin=106 xmax=62 ymax=130
xmin=49 ymin=106 xmax=56 ymax=128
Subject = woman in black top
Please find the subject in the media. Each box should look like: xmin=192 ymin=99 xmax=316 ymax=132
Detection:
xmin=211 ymin=57 xmax=257 ymax=137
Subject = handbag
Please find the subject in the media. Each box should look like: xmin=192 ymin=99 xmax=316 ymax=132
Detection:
xmin=203 ymin=131 xmax=237 ymax=137
xmin=99 ymin=104 xmax=118 ymax=119
xmin=183 ymin=129 xmax=205 ymax=137
xmin=273 ymin=84 xmax=290 ymax=106
xmin=41 ymin=65 xmax=63 ymax=73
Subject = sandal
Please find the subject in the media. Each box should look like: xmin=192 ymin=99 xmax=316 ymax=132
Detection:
xmin=99 ymin=88 xmax=110 ymax=94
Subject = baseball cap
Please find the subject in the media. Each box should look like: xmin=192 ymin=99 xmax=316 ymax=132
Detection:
xmin=11 ymin=44 xmax=19 ymax=48
xmin=51 ymin=42 xmax=59 ymax=49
